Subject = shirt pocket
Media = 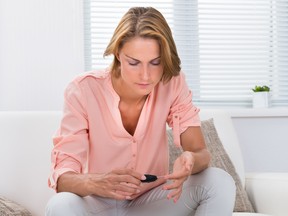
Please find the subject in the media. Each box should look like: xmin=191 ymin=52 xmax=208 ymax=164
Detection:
xmin=169 ymin=105 xmax=186 ymax=148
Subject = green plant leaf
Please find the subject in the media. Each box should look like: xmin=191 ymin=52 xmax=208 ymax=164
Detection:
xmin=252 ymin=85 xmax=270 ymax=92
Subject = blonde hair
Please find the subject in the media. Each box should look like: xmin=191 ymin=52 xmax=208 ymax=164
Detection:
xmin=104 ymin=7 xmax=181 ymax=83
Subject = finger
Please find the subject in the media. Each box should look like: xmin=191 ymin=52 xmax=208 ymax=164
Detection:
xmin=109 ymin=188 xmax=138 ymax=201
xmin=165 ymin=171 xmax=188 ymax=180
xmin=120 ymin=182 xmax=140 ymax=189
xmin=162 ymin=180 xmax=182 ymax=191
xmin=111 ymin=169 xmax=144 ymax=185
xmin=114 ymin=183 xmax=141 ymax=194
xmin=112 ymin=169 xmax=143 ymax=180
xmin=111 ymin=191 xmax=132 ymax=200
xmin=184 ymin=160 xmax=193 ymax=173
xmin=105 ymin=173 xmax=140 ymax=187
xmin=115 ymin=175 xmax=142 ymax=187
xmin=180 ymin=159 xmax=193 ymax=173
xmin=172 ymin=191 xmax=182 ymax=203
xmin=166 ymin=187 xmax=182 ymax=202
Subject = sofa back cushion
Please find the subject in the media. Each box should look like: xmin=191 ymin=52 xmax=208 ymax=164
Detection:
xmin=199 ymin=109 xmax=245 ymax=186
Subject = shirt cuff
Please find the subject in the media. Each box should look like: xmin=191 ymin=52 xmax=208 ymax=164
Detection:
xmin=48 ymin=168 xmax=77 ymax=191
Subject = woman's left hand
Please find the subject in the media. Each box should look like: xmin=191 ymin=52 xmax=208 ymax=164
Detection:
xmin=163 ymin=151 xmax=194 ymax=203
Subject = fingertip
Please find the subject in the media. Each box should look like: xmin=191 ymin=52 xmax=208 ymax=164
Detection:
xmin=141 ymin=175 xmax=146 ymax=180
xmin=126 ymin=196 xmax=132 ymax=200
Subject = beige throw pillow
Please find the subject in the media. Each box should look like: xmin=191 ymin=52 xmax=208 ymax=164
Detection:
xmin=167 ymin=118 xmax=255 ymax=212
xmin=0 ymin=196 xmax=32 ymax=216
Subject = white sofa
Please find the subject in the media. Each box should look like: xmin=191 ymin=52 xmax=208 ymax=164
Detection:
xmin=0 ymin=110 xmax=287 ymax=216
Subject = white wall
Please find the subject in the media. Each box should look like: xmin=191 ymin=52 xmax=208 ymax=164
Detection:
xmin=0 ymin=0 xmax=84 ymax=111
xmin=0 ymin=0 xmax=287 ymax=173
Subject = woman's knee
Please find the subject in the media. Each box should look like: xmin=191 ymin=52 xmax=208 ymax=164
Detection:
xmin=200 ymin=167 xmax=236 ymax=200
xmin=207 ymin=167 xmax=235 ymax=191
xmin=45 ymin=192 xmax=86 ymax=216
xmin=186 ymin=167 xmax=236 ymax=199
xmin=184 ymin=167 xmax=236 ymax=215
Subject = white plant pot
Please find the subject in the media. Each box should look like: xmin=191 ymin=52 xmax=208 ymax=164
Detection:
xmin=252 ymin=92 xmax=270 ymax=108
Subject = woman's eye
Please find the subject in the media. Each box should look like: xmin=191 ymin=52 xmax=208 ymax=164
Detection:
xmin=151 ymin=61 xmax=161 ymax=66
xmin=128 ymin=61 xmax=139 ymax=66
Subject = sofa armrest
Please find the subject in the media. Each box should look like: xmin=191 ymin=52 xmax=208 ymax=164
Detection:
xmin=245 ymin=173 xmax=288 ymax=216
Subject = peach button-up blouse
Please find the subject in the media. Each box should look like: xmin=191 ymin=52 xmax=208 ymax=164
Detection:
xmin=48 ymin=69 xmax=200 ymax=190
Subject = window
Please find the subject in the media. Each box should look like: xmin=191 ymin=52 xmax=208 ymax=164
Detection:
xmin=84 ymin=0 xmax=288 ymax=107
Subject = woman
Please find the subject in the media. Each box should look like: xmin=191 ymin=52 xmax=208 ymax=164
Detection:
xmin=46 ymin=7 xmax=235 ymax=216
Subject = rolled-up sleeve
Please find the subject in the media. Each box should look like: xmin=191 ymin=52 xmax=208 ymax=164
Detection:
xmin=48 ymin=81 xmax=89 ymax=190
xmin=167 ymin=72 xmax=200 ymax=147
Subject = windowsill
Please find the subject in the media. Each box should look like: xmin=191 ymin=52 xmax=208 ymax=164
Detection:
xmin=225 ymin=108 xmax=288 ymax=118
xmin=199 ymin=106 xmax=288 ymax=117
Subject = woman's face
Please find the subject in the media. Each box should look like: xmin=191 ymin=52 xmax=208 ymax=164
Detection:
xmin=117 ymin=37 xmax=164 ymax=97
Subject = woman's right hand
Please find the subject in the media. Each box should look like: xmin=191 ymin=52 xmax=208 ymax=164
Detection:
xmin=83 ymin=169 xmax=144 ymax=200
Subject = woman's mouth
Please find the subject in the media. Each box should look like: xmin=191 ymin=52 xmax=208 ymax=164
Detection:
xmin=136 ymin=83 xmax=151 ymax=88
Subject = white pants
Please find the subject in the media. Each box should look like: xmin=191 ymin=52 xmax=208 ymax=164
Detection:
xmin=46 ymin=167 xmax=236 ymax=216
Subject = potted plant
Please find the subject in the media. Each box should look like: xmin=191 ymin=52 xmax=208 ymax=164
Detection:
xmin=252 ymin=85 xmax=270 ymax=108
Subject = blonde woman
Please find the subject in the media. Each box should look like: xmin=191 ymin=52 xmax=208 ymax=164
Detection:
xmin=46 ymin=7 xmax=235 ymax=216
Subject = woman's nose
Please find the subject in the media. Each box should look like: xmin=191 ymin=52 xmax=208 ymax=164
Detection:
xmin=141 ymin=66 xmax=150 ymax=80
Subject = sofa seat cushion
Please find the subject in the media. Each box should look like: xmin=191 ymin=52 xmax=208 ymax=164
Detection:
xmin=233 ymin=213 xmax=271 ymax=216
xmin=0 ymin=197 xmax=32 ymax=216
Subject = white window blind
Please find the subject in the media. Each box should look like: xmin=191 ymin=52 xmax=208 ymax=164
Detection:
xmin=193 ymin=0 xmax=288 ymax=107
xmin=84 ymin=0 xmax=288 ymax=108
